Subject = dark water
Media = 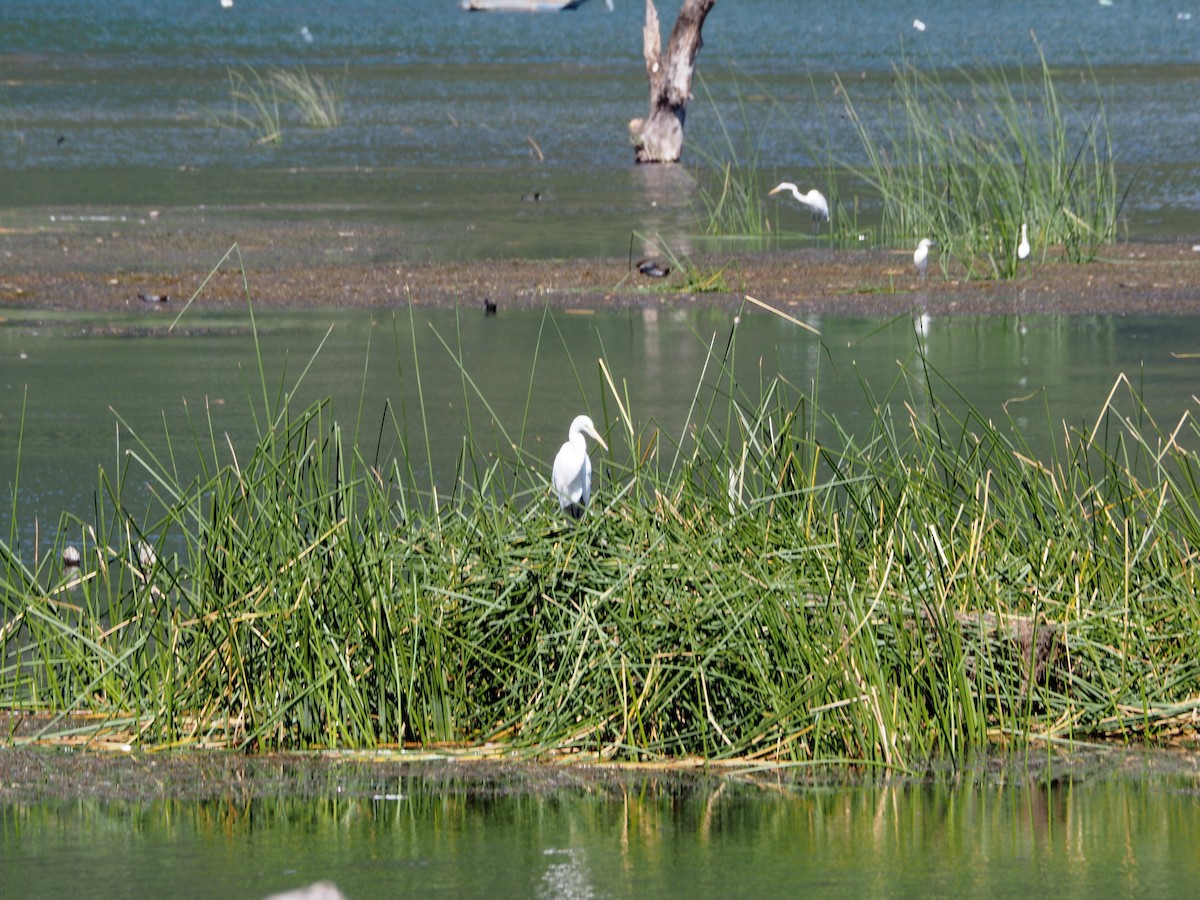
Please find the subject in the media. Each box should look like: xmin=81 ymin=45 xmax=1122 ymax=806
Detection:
xmin=5 ymin=768 xmax=1200 ymax=898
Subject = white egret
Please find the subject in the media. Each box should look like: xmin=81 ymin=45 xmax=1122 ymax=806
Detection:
xmin=913 ymin=238 xmax=934 ymax=279
xmin=1017 ymin=223 xmax=1030 ymax=261
xmin=768 ymin=182 xmax=830 ymax=230
xmin=552 ymin=415 xmax=608 ymax=519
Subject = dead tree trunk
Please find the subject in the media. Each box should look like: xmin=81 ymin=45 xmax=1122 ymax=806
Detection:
xmin=627 ymin=0 xmax=716 ymax=164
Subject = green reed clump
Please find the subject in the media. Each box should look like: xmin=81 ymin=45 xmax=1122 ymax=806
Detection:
xmin=218 ymin=65 xmax=344 ymax=144
xmin=223 ymin=65 xmax=282 ymax=144
xmin=839 ymin=43 xmax=1130 ymax=278
xmin=270 ymin=66 xmax=344 ymax=128
xmin=4 ymin=301 xmax=1200 ymax=767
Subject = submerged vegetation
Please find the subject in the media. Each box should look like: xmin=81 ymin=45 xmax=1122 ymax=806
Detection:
xmin=694 ymin=44 xmax=1129 ymax=280
xmin=3 ymin=282 xmax=1199 ymax=769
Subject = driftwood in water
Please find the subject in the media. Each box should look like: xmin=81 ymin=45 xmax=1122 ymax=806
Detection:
xmin=628 ymin=0 xmax=717 ymax=163
xmin=463 ymin=0 xmax=585 ymax=10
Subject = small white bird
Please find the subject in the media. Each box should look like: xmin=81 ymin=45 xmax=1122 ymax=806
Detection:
xmin=1017 ymin=223 xmax=1030 ymax=261
xmin=552 ymin=414 xmax=608 ymax=519
xmin=914 ymin=238 xmax=934 ymax=279
xmin=769 ymin=182 xmax=830 ymax=230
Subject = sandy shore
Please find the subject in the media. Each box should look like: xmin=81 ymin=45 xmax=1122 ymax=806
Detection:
xmin=3 ymin=220 xmax=1200 ymax=317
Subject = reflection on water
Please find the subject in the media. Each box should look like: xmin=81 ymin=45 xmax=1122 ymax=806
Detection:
xmin=2 ymin=306 xmax=1199 ymax=555
xmin=4 ymin=767 xmax=1200 ymax=897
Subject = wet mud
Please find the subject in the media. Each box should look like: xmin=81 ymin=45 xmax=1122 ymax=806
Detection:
xmin=3 ymin=221 xmax=1200 ymax=318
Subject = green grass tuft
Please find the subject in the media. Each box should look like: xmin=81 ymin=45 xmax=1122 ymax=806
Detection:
xmin=838 ymin=41 xmax=1130 ymax=277
xmin=216 ymin=64 xmax=345 ymax=144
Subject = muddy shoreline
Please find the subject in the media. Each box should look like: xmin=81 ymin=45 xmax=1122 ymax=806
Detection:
xmin=3 ymin=742 xmax=1198 ymax=804
xmin=3 ymin=221 xmax=1200 ymax=318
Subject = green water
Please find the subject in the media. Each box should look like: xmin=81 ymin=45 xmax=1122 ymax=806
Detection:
xmin=4 ymin=305 xmax=1199 ymax=552
xmin=4 ymin=763 xmax=1200 ymax=898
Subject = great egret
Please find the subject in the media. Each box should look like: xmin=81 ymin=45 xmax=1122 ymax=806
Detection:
xmin=914 ymin=238 xmax=934 ymax=279
xmin=552 ymin=415 xmax=608 ymax=518
xmin=768 ymin=182 xmax=830 ymax=230
xmin=1017 ymin=223 xmax=1030 ymax=261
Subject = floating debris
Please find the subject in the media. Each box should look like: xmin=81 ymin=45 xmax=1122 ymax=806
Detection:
xmin=463 ymin=0 xmax=587 ymax=10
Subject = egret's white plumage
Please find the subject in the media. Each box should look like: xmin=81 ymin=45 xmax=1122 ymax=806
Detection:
xmin=768 ymin=182 xmax=830 ymax=225
xmin=914 ymin=238 xmax=934 ymax=279
xmin=1017 ymin=223 xmax=1030 ymax=261
xmin=552 ymin=415 xmax=607 ymax=518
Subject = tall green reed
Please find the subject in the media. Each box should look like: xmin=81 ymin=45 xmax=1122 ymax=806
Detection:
xmin=838 ymin=42 xmax=1130 ymax=277
xmin=691 ymin=73 xmax=776 ymax=238
xmin=3 ymin=281 xmax=1200 ymax=767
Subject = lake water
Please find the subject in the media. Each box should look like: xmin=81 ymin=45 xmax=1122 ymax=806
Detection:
xmin=3 ymin=305 xmax=1199 ymax=553
xmin=5 ymin=762 xmax=1200 ymax=899
xmin=2 ymin=0 xmax=1200 ymax=260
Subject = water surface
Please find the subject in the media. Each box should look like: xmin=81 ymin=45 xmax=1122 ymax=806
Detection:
xmin=3 ymin=0 xmax=1199 ymax=259
xmin=3 ymin=304 xmax=1198 ymax=552
xmin=5 ymin=765 xmax=1200 ymax=898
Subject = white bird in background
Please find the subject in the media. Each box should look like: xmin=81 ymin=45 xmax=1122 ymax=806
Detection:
xmin=1017 ymin=223 xmax=1031 ymax=261
xmin=914 ymin=238 xmax=934 ymax=279
xmin=552 ymin=414 xmax=608 ymax=519
xmin=769 ymin=182 xmax=830 ymax=230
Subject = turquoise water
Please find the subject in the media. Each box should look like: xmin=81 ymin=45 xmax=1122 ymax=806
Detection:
xmin=5 ymin=765 xmax=1200 ymax=898
xmin=2 ymin=0 xmax=1199 ymax=258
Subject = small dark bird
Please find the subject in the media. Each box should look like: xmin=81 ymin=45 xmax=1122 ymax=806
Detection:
xmin=138 ymin=292 xmax=169 ymax=304
xmin=56 ymin=135 xmax=66 ymax=145
xmin=637 ymin=258 xmax=670 ymax=278
xmin=483 ymin=297 xmax=497 ymax=316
